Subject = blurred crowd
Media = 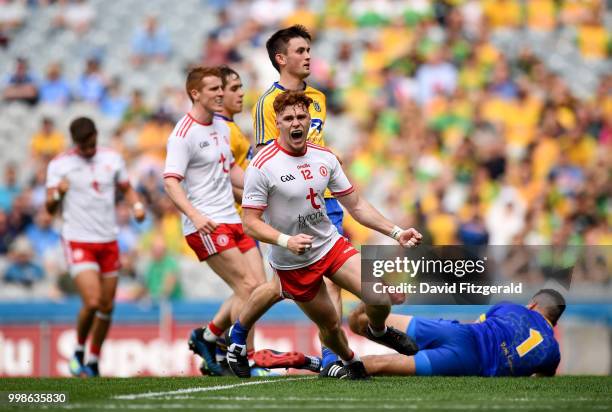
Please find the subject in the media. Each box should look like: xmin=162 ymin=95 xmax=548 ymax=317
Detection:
xmin=0 ymin=0 xmax=610 ymax=299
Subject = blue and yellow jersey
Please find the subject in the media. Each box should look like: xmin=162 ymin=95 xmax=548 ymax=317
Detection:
xmin=215 ymin=114 xmax=252 ymax=170
xmin=467 ymin=303 xmax=560 ymax=377
xmin=215 ymin=114 xmax=252 ymax=214
xmin=253 ymin=82 xmax=330 ymax=197
xmin=253 ymin=82 xmax=326 ymax=147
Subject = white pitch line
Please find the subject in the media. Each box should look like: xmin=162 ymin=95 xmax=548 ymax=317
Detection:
xmin=113 ymin=377 xmax=315 ymax=400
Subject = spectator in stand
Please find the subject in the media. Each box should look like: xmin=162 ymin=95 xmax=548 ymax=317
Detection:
xmin=52 ymin=0 xmax=96 ymax=36
xmin=576 ymin=9 xmax=611 ymax=61
xmin=25 ymin=208 xmax=61 ymax=260
xmin=2 ymin=57 xmax=38 ymax=105
xmin=7 ymin=191 xmax=33 ymax=235
xmin=0 ymin=163 xmax=21 ymax=213
xmin=131 ymin=15 xmax=172 ymax=67
xmin=121 ymin=89 xmax=151 ymax=130
xmin=0 ymin=0 xmax=28 ymax=39
xmin=39 ymin=62 xmax=72 ymax=107
xmin=201 ymin=32 xmax=233 ymax=67
xmin=100 ymin=77 xmax=130 ymax=120
xmin=139 ymin=234 xmax=183 ymax=301
xmin=3 ymin=236 xmax=44 ymax=287
xmin=75 ymin=58 xmax=107 ymax=104
xmin=416 ymin=47 xmax=457 ymax=106
xmin=458 ymin=207 xmax=489 ymax=246
xmin=489 ymin=60 xmax=518 ymax=100
xmin=30 ymin=117 xmax=67 ymax=163
xmin=136 ymin=110 xmax=173 ymax=168
xmin=0 ymin=210 xmax=17 ymax=255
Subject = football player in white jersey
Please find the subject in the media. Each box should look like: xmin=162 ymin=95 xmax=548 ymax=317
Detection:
xmin=46 ymin=117 xmax=146 ymax=377
xmin=226 ymin=91 xmax=423 ymax=379
xmin=163 ymin=66 xmax=264 ymax=376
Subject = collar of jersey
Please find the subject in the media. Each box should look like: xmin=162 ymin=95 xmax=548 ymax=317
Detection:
xmin=274 ymin=140 xmax=307 ymax=157
xmin=273 ymin=81 xmax=307 ymax=91
xmin=529 ymin=308 xmax=554 ymax=329
xmin=187 ymin=112 xmax=213 ymax=126
xmin=214 ymin=113 xmax=233 ymax=123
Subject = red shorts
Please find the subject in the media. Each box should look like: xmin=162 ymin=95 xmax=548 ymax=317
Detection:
xmin=63 ymin=240 xmax=120 ymax=277
xmin=274 ymin=237 xmax=359 ymax=302
xmin=185 ymin=223 xmax=257 ymax=261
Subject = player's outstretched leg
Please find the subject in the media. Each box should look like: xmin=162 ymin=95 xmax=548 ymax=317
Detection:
xmin=331 ymin=255 xmax=418 ymax=356
xmin=296 ymin=282 xmax=369 ymax=380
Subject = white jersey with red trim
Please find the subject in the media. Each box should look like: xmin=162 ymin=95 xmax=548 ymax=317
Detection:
xmin=164 ymin=114 xmax=241 ymax=235
xmin=242 ymin=141 xmax=354 ymax=269
xmin=46 ymin=148 xmax=129 ymax=242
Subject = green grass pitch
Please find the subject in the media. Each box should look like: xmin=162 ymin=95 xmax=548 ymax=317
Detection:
xmin=1 ymin=376 xmax=611 ymax=411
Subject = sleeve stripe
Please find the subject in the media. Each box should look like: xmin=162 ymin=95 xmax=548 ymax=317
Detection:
xmin=242 ymin=204 xmax=267 ymax=210
xmin=331 ymin=186 xmax=355 ymax=197
xmin=163 ymin=173 xmax=184 ymax=181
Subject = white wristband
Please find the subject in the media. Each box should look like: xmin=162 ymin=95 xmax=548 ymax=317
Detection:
xmin=52 ymin=190 xmax=60 ymax=202
xmin=133 ymin=202 xmax=144 ymax=212
xmin=276 ymin=233 xmax=290 ymax=248
xmin=389 ymin=225 xmax=403 ymax=241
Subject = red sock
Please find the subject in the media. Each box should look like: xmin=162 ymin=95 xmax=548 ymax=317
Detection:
xmin=77 ymin=335 xmax=87 ymax=346
xmin=247 ymin=349 xmax=254 ymax=360
xmin=90 ymin=344 xmax=101 ymax=357
xmin=207 ymin=321 xmax=223 ymax=337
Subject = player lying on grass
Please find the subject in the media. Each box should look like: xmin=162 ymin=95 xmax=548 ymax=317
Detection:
xmin=227 ymin=90 xmax=423 ymax=380
xmin=255 ymin=289 xmax=564 ymax=377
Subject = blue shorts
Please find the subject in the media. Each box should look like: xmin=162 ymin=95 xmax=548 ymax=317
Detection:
xmin=325 ymin=198 xmax=344 ymax=235
xmin=407 ymin=317 xmax=481 ymax=376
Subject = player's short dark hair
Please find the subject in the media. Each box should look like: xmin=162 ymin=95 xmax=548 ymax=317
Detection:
xmin=218 ymin=65 xmax=240 ymax=88
xmin=273 ymin=90 xmax=313 ymax=115
xmin=531 ymin=289 xmax=566 ymax=326
xmin=69 ymin=117 xmax=97 ymax=144
xmin=185 ymin=66 xmax=222 ymax=102
xmin=266 ymin=25 xmax=311 ymax=72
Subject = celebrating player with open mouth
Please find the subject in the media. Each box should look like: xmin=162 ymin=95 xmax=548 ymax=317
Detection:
xmin=227 ymin=91 xmax=423 ymax=380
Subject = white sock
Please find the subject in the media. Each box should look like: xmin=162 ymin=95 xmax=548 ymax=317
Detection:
xmin=88 ymin=354 xmax=99 ymax=363
xmin=203 ymin=327 xmax=219 ymax=343
xmin=341 ymin=352 xmax=361 ymax=365
xmin=75 ymin=344 xmax=85 ymax=352
xmin=368 ymin=324 xmax=387 ymax=338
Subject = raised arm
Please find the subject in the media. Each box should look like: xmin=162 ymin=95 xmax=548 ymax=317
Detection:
xmin=336 ymin=190 xmax=422 ymax=247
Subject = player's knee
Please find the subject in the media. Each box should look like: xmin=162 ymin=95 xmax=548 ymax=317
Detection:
xmin=319 ymin=317 xmax=342 ymax=337
xmin=242 ymin=275 xmax=263 ymax=295
xmin=234 ymin=279 xmax=255 ymax=300
xmin=98 ymin=302 xmax=114 ymax=314
xmin=83 ymin=296 xmax=101 ymax=312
